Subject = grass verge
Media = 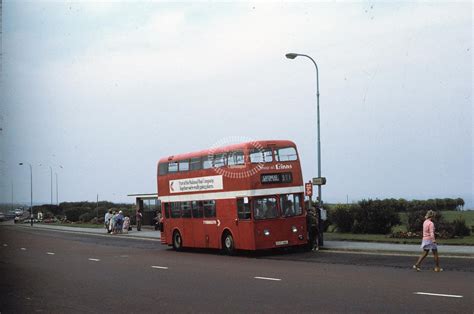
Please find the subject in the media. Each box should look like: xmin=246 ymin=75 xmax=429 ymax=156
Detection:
xmin=324 ymin=232 xmax=474 ymax=245
xmin=44 ymin=223 xmax=104 ymax=229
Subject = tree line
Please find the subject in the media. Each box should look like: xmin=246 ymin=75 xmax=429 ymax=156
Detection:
xmin=32 ymin=201 xmax=136 ymax=224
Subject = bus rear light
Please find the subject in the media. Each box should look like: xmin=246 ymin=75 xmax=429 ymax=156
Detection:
xmin=263 ymin=229 xmax=270 ymax=236
xmin=298 ymin=234 xmax=304 ymax=240
xmin=291 ymin=226 xmax=298 ymax=233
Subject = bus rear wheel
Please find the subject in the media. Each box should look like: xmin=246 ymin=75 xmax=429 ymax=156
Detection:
xmin=222 ymin=232 xmax=235 ymax=255
xmin=173 ymin=230 xmax=183 ymax=251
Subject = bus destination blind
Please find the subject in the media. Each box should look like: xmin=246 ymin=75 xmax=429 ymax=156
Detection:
xmin=261 ymin=172 xmax=293 ymax=184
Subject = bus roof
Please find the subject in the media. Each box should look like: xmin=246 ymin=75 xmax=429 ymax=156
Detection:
xmin=158 ymin=140 xmax=297 ymax=164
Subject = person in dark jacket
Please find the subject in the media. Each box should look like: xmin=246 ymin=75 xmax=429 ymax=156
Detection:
xmin=136 ymin=210 xmax=143 ymax=231
xmin=307 ymin=206 xmax=319 ymax=251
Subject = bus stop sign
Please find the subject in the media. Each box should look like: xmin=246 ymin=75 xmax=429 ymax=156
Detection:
xmin=305 ymin=182 xmax=313 ymax=197
xmin=312 ymin=177 xmax=327 ymax=185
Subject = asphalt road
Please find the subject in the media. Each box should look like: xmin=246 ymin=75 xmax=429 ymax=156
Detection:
xmin=1 ymin=226 xmax=472 ymax=313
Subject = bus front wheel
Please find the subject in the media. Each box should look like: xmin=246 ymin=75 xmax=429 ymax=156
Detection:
xmin=222 ymin=232 xmax=235 ymax=255
xmin=173 ymin=230 xmax=183 ymax=251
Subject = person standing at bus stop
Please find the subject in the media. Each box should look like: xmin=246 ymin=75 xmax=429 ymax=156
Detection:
xmin=413 ymin=210 xmax=443 ymax=272
xmin=136 ymin=210 xmax=143 ymax=231
xmin=307 ymin=206 xmax=319 ymax=251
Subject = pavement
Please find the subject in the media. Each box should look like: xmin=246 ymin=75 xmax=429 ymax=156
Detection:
xmin=4 ymin=221 xmax=474 ymax=257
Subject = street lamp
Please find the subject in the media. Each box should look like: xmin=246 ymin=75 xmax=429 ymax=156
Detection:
xmin=55 ymin=165 xmax=63 ymax=206
xmin=285 ymin=52 xmax=324 ymax=246
xmin=55 ymin=173 xmax=58 ymax=205
xmin=19 ymin=162 xmax=33 ymax=226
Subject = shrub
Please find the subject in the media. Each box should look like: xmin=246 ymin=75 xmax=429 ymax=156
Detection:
xmin=329 ymin=204 xmax=355 ymax=232
xmin=352 ymin=199 xmax=400 ymax=234
xmin=406 ymin=210 xmax=426 ymax=232
xmin=64 ymin=207 xmax=90 ymax=222
xmin=79 ymin=212 xmax=94 ymax=223
xmin=452 ymin=218 xmax=471 ymax=237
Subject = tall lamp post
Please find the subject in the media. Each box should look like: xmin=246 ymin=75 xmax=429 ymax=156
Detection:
xmin=49 ymin=166 xmax=53 ymax=205
xmin=285 ymin=52 xmax=324 ymax=246
xmin=19 ymin=162 xmax=33 ymax=226
xmin=55 ymin=165 xmax=63 ymax=206
xmin=55 ymin=172 xmax=59 ymax=205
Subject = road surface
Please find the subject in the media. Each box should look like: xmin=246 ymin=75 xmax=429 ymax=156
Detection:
xmin=0 ymin=226 xmax=472 ymax=313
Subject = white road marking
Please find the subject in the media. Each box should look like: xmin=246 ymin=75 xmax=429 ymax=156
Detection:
xmin=414 ymin=292 xmax=463 ymax=298
xmin=254 ymin=276 xmax=282 ymax=281
xmin=151 ymin=266 xmax=169 ymax=270
xmin=47 ymin=252 xmax=55 ymax=255
xmin=88 ymin=258 xmax=100 ymax=262
xmin=20 ymin=248 xmax=26 ymax=251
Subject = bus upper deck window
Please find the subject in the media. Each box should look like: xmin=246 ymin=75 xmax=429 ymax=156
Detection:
xmin=275 ymin=147 xmax=298 ymax=162
xmin=203 ymin=156 xmax=212 ymax=169
xmin=250 ymin=149 xmax=273 ymax=163
xmin=228 ymin=151 xmax=244 ymax=166
xmin=213 ymin=154 xmax=226 ymax=168
xmin=179 ymin=160 xmax=189 ymax=172
xmin=168 ymin=162 xmax=178 ymax=173
xmin=190 ymin=157 xmax=202 ymax=171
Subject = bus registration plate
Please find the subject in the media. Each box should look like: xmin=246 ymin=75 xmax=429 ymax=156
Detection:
xmin=275 ymin=240 xmax=289 ymax=246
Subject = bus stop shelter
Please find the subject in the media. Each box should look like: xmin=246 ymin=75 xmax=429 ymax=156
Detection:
xmin=127 ymin=193 xmax=160 ymax=226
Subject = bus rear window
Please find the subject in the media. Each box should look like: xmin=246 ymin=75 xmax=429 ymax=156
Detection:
xmin=275 ymin=147 xmax=298 ymax=161
xmin=158 ymin=163 xmax=168 ymax=176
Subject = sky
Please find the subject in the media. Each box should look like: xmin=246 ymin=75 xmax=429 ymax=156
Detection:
xmin=0 ymin=1 xmax=472 ymax=208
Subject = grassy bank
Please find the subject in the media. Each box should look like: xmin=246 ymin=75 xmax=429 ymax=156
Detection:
xmin=45 ymin=222 xmax=104 ymax=229
xmin=325 ymin=210 xmax=474 ymax=245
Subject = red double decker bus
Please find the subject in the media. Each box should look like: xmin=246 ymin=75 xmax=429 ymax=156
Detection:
xmin=157 ymin=140 xmax=308 ymax=254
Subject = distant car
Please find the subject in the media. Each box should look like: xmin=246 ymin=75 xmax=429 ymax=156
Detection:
xmin=14 ymin=209 xmax=24 ymax=216
xmin=0 ymin=212 xmax=5 ymax=221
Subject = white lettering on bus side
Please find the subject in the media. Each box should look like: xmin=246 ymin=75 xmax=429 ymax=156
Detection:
xmin=275 ymin=164 xmax=292 ymax=170
xmin=169 ymin=175 xmax=224 ymax=193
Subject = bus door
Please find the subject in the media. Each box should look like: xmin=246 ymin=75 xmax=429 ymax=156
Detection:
xmin=191 ymin=201 xmax=206 ymax=248
xmin=235 ymin=197 xmax=255 ymax=250
xmin=181 ymin=202 xmax=194 ymax=247
xmin=203 ymin=200 xmax=219 ymax=248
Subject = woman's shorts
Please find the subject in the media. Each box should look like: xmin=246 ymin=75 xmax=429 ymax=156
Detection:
xmin=421 ymin=240 xmax=437 ymax=251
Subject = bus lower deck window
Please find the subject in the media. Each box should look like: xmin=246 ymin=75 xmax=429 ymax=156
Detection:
xmin=203 ymin=200 xmax=216 ymax=217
